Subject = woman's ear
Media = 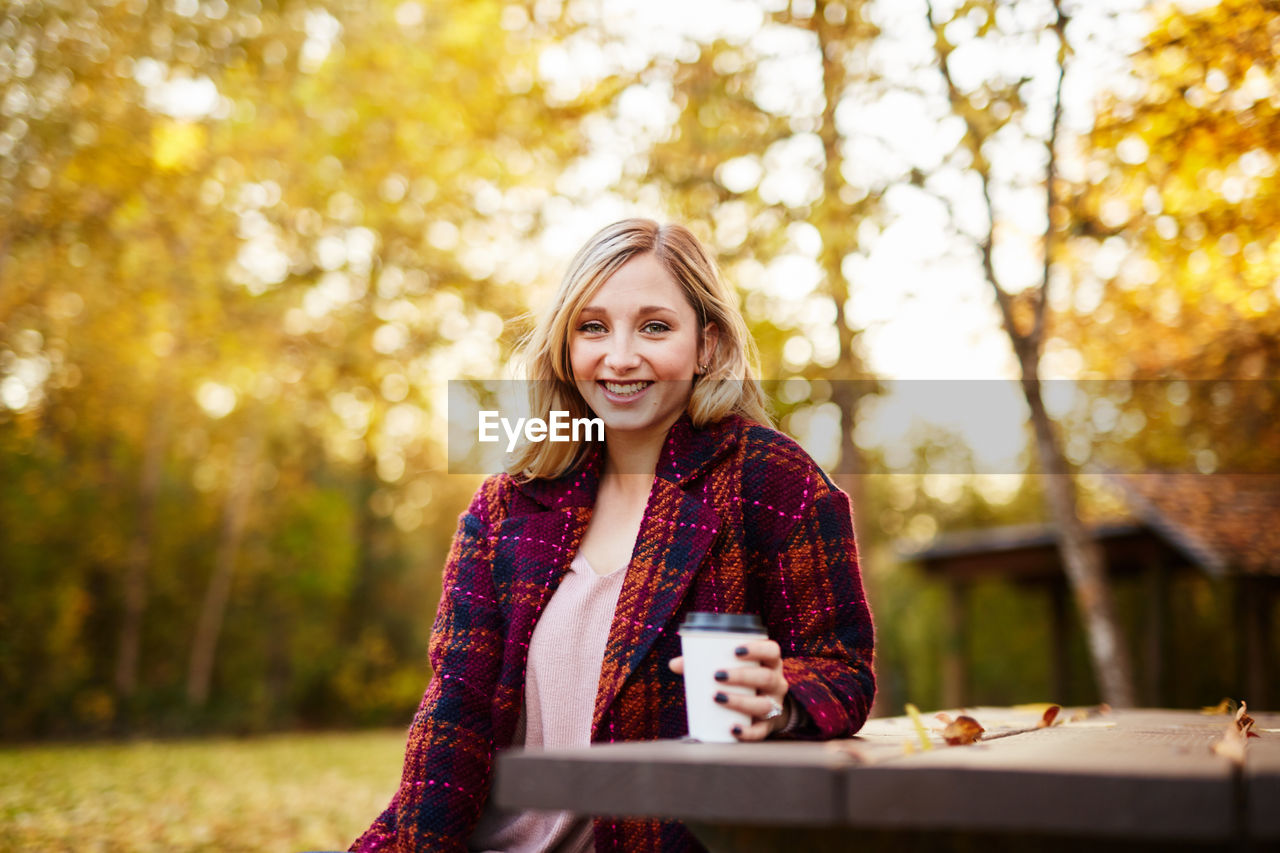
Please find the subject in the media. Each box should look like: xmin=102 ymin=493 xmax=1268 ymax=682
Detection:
xmin=699 ymin=323 xmax=721 ymax=372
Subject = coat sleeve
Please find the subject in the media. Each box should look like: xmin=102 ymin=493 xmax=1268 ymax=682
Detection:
xmin=350 ymin=481 xmax=507 ymax=852
xmin=763 ymin=485 xmax=876 ymax=739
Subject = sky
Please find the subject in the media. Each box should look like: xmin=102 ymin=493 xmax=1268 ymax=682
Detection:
xmin=139 ymin=0 xmax=1184 ymax=477
xmin=535 ymin=0 xmax=1155 ymax=380
xmin=144 ymin=0 xmax=1158 ymax=383
xmin=525 ymin=0 xmax=1157 ymax=473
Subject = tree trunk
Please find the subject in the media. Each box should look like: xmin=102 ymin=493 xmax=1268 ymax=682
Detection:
xmin=340 ymin=456 xmax=381 ymax=645
xmin=115 ymin=390 xmax=169 ymax=700
xmin=186 ymin=434 xmax=258 ymax=707
xmin=925 ymin=0 xmax=1138 ymax=707
xmin=1019 ymin=350 xmax=1136 ymax=706
xmin=115 ymin=237 xmax=184 ymax=705
xmin=809 ymin=0 xmax=873 ymax=521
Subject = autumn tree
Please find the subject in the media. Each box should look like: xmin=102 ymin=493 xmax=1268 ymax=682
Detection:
xmin=1055 ymin=0 xmax=1280 ymax=474
xmin=921 ymin=0 xmax=1137 ymax=706
xmin=614 ymin=0 xmax=885 ymax=523
xmin=0 ymin=0 xmax=604 ymax=734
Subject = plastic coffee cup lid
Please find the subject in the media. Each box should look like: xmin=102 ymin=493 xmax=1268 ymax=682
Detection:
xmin=678 ymin=612 xmax=764 ymax=633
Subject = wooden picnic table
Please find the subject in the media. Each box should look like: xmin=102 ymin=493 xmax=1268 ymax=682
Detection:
xmin=493 ymin=706 xmax=1280 ymax=851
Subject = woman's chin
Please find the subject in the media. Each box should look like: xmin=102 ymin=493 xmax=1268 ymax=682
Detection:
xmin=594 ymin=406 xmax=686 ymax=440
xmin=594 ymin=412 xmax=656 ymax=435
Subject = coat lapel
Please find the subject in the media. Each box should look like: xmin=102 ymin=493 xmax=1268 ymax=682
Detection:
xmin=590 ymin=417 xmax=738 ymax=737
xmin=591 ymin=478 xmax=721 ymax=737
xmin=504 ymin=416 xmax=741 ymax=740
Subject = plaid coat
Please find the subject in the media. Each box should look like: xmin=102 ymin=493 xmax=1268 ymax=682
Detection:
xmin=351 ymin=415 xmax=875 ymax=852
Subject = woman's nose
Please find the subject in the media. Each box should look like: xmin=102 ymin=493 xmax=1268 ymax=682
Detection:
xmin=604 ymin=337 xmax=641 ymax=372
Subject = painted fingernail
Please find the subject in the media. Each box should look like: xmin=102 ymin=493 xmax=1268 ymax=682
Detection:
xmin=735 ymin=646 xmax=748 ymax=656
xmin=732 ymin=725 xmax=743 ymax=736
xmin=714 ymin=692 xmax=728 ymax=704
xmin=714 ymin=670 xmax=728 ymax=681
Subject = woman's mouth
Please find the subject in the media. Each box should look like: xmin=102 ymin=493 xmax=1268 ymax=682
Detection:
xmin=598 ymin=380 xmax=652 ymax=400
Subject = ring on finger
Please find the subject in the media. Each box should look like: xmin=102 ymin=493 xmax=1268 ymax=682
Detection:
xmin=762 ymin=697 xmax=783 ymax=721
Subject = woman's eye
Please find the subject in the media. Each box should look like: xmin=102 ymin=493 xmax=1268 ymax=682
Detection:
xmin=578 ymin=321 xmax=606 ymax=334
xmin=641 ymin=321 xmax=670 ymax=334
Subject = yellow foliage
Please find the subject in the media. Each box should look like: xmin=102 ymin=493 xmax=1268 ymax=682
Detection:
xmin=151 ymin=121 xmax=207 ymax=172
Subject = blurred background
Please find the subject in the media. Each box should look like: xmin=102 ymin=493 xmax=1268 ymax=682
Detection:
xmin=2 ymin=0 xmax=1278 ymax=848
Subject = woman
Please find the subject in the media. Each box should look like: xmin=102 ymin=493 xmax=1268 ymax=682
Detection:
xmin=351 ymin=219 xmax=875 ymax=853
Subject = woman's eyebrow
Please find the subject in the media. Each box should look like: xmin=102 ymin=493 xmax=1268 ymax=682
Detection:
xmin=577 ymin=305 xmax=681 ymax=317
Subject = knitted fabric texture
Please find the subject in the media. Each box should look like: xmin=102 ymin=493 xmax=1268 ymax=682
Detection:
xmin=350 ymin=414 xmax=876 ymax=853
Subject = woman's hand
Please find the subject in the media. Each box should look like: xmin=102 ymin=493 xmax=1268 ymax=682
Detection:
xmin=669 ymin=639 xmax=792 ymax=740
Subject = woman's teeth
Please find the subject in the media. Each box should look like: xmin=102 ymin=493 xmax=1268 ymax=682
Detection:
xmin=603 ymin=381 xmax=649 ymax=396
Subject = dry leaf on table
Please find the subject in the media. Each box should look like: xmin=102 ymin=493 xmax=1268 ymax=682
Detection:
xmin=1211 ymin=701 xmax=1257 ymax=764
xmin=1235 ymin=701 xmax=1259 ymax=739
xmin=942 ymin=715 xmax=985 ymax=746
xmin=1211 ymin=721 xmax=1246 ymax=765
xmin=1069 ymin=703 xmax=1111 ymax=722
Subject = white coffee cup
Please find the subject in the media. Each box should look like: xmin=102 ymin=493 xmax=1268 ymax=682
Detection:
xmin=678 ymin=612 xmax=766 ymax=743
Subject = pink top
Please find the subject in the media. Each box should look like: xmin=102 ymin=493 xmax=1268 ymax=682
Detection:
xmin=469 ymin=552 xmax=628 ymax=853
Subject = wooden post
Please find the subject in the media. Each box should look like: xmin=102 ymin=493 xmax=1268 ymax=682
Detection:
xmin=943 ymin=581 xmax=967 ymax=709
xmin=1049 ymin=579 xmax=1071 ymax=704
xmin=1263 ymin=581 xmax=1277 ymax=710
xmin=1143 ymin=556 xmax=1168 ymax=706
xmin=1239 ymin=575 xmax=1272 ymax=710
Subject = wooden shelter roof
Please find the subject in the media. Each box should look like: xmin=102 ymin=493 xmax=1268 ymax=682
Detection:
xmin=1109 ymin=474 xmax=1280 ymax=576
xmin=905 ymin=475 xmax=1280 ymax=580
xmin=906 ymin=522 xmax=1180 ymax=583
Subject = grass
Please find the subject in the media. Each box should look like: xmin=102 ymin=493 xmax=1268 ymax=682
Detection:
xmin=0 ymin=728 xmax=408 ymax=852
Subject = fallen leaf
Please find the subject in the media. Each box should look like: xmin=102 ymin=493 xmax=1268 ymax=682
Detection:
xmin=1201 ymin=698 xmax=1233 ymax=715
xmin=1038 ymin=705 xmax=1061 ymax=728
xmin=1211 ymin=721 xmax=1246 ymax=765
xmin=1235 ymin=701 xmax=1259 ymax=739
xmin=905 ymin=704 xmax=934 ymax=751
xmin=942 ymin=715 xmax=985 ymax=746
xmin=1069 ymin=704 xmax=1110 ymax=722
xmin=1211 ymin=701 xmax=1260 ymax=764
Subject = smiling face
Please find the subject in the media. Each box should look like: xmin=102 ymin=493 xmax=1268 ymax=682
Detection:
xmin=569 ymin=252 xmax=718 ymax=448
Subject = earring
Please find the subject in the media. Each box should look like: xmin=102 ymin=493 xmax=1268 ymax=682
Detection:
xmin=698 ymin=363 xmax=709 ymax=373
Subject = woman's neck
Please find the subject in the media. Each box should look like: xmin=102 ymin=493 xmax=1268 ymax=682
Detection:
xmin=601 ymin=428 xmax=666 ymax=487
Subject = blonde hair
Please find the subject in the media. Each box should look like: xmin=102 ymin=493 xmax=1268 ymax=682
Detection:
xmin=508 ymin=218 xmax=771 ymax=482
